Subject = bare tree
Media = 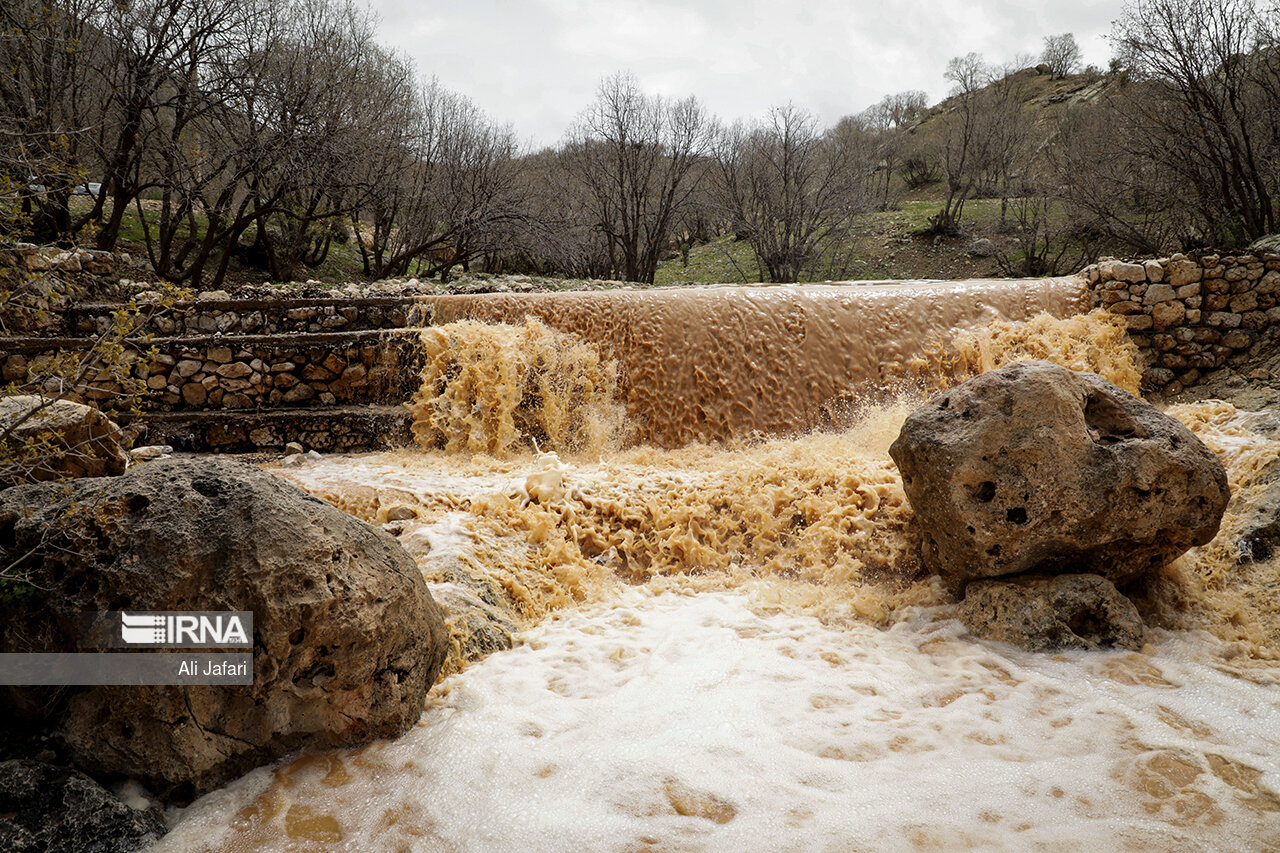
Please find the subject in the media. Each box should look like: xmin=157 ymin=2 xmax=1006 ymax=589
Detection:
xmin=927 ymin=53 xmax=992 ymax=234
xmin=563 ymin=72 xmax=715 ymax=284
xmin=1110 ymin=0 xmax=1279 ymax=246
xmin=712 ymin=105 xmax=866 ymax=283
xmin=75 ymin=0 xmax=264 ymax=251
xmin=1050 ymin=98 xmax=1192 ymax=254
xmin=498 ymin=147 xmax=615 ymax=279
xmin=992 ymin=152 xmax=1097 ymax=277
xmin=352 ymin=78 xmax=525 ymax=281
xmin=241 ymin=0 xmax=405 ymax=282
xmin=826 ymin=113 xmax=901 ymax=211
xmin=835 ymin=90 xmax=931 ymax=209
xmin=899 ymin=130 xmax=939 ymax=190
xmin=980 ymin=63 xmax=1039 ymax=222
xmin=1041 ymin=33 xmax=1083 ymax=78
xmin=102 ymin=0 xmax=378 ymax=288
xmin=126 ymin=0 xmax=281 ymax=286
xmin=0 ymin=0 xmax=538 ymax=288
xmin=858 ymin=90 xmax=929 ymax=131
xmin=0 ymin=0 xmax=109 ymax=241
xmin=924 ymin=55 xmax=1043 ymax=235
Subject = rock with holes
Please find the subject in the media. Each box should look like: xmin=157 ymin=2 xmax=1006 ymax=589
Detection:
xmin=889 ymin=360 xmax=1229 ymax=592
xmin=0 ymin=457 xmax=447 ymax=802
xmin=958 ymin=573 xmax=1145 ymax=651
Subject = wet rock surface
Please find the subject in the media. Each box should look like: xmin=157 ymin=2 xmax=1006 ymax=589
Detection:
xmin=0 ymin=395 xmax=128 ymax=488
xmin=0 ymin=759 xmax=166 ymax=852
xmin=1172 ymin=350 xmax=1280 ymax=414
xmin=889 ymin=360 xmax=1230 ymax=592
xmin=0 ymin=457 xmax=448 ymax=801
xmin=1234 ymin=456 xmax=1280 ymax=563
xmin=958 ymin=573 xmax=1146 ymax=651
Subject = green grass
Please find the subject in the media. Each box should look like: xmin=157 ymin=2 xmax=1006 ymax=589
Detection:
xmin=117 ymin=207 xmax=196 ymax=245
xmin=894 ymin=197 xmax=1008 ymax=232
xmin=651 ymin=194 xmax=1102 ymax=286
xmin=654 ymin=236 xmax=756 ymax=285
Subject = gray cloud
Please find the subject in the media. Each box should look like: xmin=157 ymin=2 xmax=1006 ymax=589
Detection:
xmin=366 ymin=0 xmax=1120 ymax=146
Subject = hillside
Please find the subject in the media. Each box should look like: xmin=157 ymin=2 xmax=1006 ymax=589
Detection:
xmin=917 ymin=66 xmax=1121 ymax=128
xmin=657 ymin=67 xmax=1132 ymax=285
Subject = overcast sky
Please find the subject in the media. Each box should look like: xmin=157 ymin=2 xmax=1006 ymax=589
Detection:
xmin=365 ymin=0 xmax=1122 ymax=148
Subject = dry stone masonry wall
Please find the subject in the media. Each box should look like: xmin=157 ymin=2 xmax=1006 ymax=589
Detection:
xmin=66 ymin=296 xmax=418 ymax=338
xmin=1084 ymin=250 xmax=1280 ymax=395
xmin=3 ymin=328 xmax=423 ymax=415
xmin=130 ymin=334 xmax=419 ymax=411
xmin=0 ymin=243 xmax=118 ymax=335
xmin=1 ymin=245 xmax=430 ymax=451
xmin=0 ymin=242 xmax=116 ymax=279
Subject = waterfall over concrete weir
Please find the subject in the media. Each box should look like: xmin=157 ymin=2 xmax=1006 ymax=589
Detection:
xmin=426 ymin=277 xmax=1090 ymax=446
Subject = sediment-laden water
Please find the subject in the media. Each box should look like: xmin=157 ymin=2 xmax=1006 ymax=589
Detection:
xmin=151 ymin=284 xmax=1280 ymax=851
xmin=423 ymin=278 xmax=1091 ymax=446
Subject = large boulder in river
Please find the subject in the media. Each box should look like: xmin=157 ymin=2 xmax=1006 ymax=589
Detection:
xmin=0 ymin=457 xmax=448 ymax=801
xmin=957 ymin=573 xmax=1146 ymax=651
xmin=0 ymin=395 xmax=128 ymax=488
xmin=889 ymin=360 xmax=1229 ymax=593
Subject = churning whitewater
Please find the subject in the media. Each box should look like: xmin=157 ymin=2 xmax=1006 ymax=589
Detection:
xmin=152 ymin=283 xmax=1280 ymax=852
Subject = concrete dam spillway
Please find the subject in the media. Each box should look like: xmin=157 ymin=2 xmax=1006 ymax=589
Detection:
xmin=423 ymin=277 xmax=1091 ymax=447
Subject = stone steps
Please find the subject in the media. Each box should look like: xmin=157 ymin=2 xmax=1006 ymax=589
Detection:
xmin=118 ymin=404 xmax=416 ymax=453
xmin=3 ymin=325 xmax=428 ymax=453
xmin=62 ymin=295 xmax=428 ymax=337
xmin=1 ymin=247 xmax=435 ymax=453
xmin=3 ymin=329 xmax=425 ymax=411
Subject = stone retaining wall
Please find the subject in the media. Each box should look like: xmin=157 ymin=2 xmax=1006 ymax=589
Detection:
xmin=2 ymin=330 xmax=423 ymax=412
xmin=65 ymin=296 xmax=422 ymax=337
xmin=124 ymin=406 xmax=414 ymax=453
xmin=0 ymin=243 xmax=119 ymax=335
xmin=1 ymin=244 xmax=432 ymax=451
xmin=1084 ymin=250 xmax=1280 ymax=395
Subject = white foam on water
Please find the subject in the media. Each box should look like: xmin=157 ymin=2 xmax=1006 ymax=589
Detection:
xmin=154 ymin=589 xmax=1280 ymax=852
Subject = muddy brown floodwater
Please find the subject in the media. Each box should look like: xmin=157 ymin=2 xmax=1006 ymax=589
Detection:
xmin=424 ymin=278 xmax=1091 ymax=446
xmin=151 ymin=282 xmax=1280 ymax=852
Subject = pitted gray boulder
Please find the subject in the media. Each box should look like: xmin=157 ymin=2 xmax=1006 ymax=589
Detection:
xmin=889 ymin=360 xmax=1229 ymax=592
xmin=958 ymin=573 xmax=1145 ymax=651
xmin=0 ymin=457 xmax=447 ymax=801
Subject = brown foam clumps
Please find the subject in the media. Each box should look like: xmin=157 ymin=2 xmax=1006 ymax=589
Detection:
xmin=463 ymin=415 xmax=941 ymax=628
xmin=298 ymin=304 xmax=1280 ymax=660
xmin=406 ymin=317 xmax=624 ymax=457
xmin=425 ymin=278 xmax=1089 ymax=447
xmin=1134 ymin=401 xmax=1280 ymax=658
xmin=288 ymin=462 xmax=600 ymax=626
xmin=920 ymin=309 xmax=1143 ymax=395
xmin=292 ymin=404 xmax=939 ymax=636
